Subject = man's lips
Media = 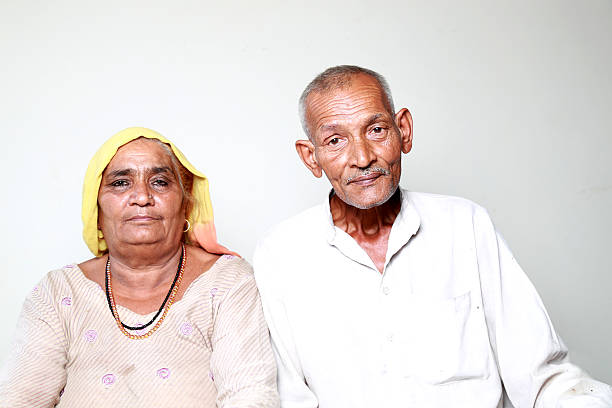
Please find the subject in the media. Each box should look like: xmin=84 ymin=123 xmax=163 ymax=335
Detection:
xmin=347 ymin=172 xmax=383 ymax=185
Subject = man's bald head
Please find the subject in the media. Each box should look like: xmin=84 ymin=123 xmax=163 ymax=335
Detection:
xmin=299 ymin=65 xmax=395 ymax=140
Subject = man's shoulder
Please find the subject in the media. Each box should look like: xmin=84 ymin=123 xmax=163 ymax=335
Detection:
xmin=256 ymin=202 xmax=327 ymax=248
xmin=404 ymin=190 xmax=488 ymax=217
xmin=253 ymin=203 xmax=329 ymax=283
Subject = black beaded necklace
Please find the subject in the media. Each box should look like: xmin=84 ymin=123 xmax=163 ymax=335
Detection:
xmin=104 ymin=248 xmax=185 ymax=331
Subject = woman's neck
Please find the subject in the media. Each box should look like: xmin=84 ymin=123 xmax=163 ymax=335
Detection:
xmin=107 ymin=243 xmax=183 ymax=291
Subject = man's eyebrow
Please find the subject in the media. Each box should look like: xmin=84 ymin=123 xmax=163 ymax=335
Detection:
xmin=366 ymin=113 xmax=385 ymax=125
xmin=319 ymin=123 xmax=339 ymax=133
xmin=319 ymin=114 xmax=387 ymax=132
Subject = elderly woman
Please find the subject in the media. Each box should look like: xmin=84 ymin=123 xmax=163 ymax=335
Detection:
xmin=0 ymin=128 xmax=279 ymax=407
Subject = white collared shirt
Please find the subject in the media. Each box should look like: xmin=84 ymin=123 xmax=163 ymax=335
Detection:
xmin=253 ymin=189 xmax=612 ymax=408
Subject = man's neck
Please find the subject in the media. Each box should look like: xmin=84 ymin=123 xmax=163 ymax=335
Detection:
xmin=330 ymin=189 xmax=401 ymax=234
xmin=330 ymin=189 xmax=401 ymax=273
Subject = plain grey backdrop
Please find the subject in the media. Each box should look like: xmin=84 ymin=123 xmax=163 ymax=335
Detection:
xmin=0 ymin=0 xmax=610 ymax=382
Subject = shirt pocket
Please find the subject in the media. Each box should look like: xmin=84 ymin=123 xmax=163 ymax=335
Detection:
xmin=394 ymin=290 xmax=490 ymax=385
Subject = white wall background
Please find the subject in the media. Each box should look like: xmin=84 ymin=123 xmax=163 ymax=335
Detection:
xmin=1 ymin=0 xmax=610 ymax=383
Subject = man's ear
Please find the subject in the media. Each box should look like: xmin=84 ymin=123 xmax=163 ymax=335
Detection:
xmin=295 ymin=139 xmax=322 ymax=178
xmin=395 ymin=108 xmax=413 ymax=154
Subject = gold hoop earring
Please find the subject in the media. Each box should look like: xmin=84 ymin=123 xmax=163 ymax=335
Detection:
xmin=183 ymin=219 xmax=191 ymax=232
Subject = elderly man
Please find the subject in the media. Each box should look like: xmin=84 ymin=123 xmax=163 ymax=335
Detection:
xmin=253 ymin=65 xmax=612 ymax=407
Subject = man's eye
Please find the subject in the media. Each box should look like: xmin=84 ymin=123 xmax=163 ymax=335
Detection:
xmin=329 ymin=137 xmax=340 ymax=145
xmin=372 ymin=127 xmax=383 ymax=133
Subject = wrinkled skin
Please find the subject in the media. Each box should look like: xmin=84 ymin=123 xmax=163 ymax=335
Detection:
xmin=297 ymin=73 xmax=412 ymax=210
xmin=97 ymin=138 xmax=185 ymax=253
xmin=296 ymin=73 xmax=413 ymax=272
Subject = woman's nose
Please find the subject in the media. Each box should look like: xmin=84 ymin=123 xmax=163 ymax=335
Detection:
xmin=130 ymin=181 xmax=153 ymax=206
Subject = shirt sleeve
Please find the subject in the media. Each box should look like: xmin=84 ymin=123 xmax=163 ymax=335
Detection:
xmin=473 ymin=208 xmax=612 ymax=408
xmin=0 ymin=285 xmax=67 ymax=408
xmin=210 ymin=265 xmax=280 ymax=408
xmin=253 ymin=242 xmax=319 ymax=408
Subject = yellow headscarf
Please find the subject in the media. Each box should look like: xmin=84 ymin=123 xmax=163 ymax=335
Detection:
xmin=82 ymin=127 xmax=237 ymax=257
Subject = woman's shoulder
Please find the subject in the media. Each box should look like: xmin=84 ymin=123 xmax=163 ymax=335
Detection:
xmin=36 ymin=263 xmax=83 ymax=290
xmin=26 ymin=263 xmax=96 ymax=309
xmin=205 ymin=254 xmax=254 ymax=296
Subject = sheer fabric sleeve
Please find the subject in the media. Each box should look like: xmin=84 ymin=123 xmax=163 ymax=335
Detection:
xmin=210 ymin=262 xmax=280 ymax=408
xmin=0 ymin=284 xmax=68 ymax=408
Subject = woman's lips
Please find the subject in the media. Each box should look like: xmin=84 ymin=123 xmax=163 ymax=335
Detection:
xmin=126 ymin=215 xmax=159 ymax=222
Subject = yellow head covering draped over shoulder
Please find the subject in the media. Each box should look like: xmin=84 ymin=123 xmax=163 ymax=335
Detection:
xmin=82 ymin=127 xmax=237 ymax=257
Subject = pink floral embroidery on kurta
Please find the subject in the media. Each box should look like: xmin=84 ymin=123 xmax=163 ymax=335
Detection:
xmin=84 ymin=330 xmax=97 ymax=342
xmin=61 ymin=297 xmax=72 ymax=306
xmin=133 ymin=323 xmax=147 ymax=336
xmin=180 ymin=322 xmax=193 ymax=336
xmin=102 ymin=373 xmax=115 ymax=387
xmin=157 ymin=368 xmax=171 ymax=379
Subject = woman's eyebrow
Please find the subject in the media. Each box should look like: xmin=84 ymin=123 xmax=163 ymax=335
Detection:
xmin=106 ymin=166 xmax=172 ymax=178
xmin=150 ymin=166 xmax=172 ymax=175
xmin=107 ymin=168 xmax=133 ymax=178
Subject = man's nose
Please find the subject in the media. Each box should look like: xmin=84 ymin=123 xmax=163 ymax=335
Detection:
xmin=351 ymin=136 xmax=375 ymax=168
xmin=130 ymin=181 xmax=153 ymax=206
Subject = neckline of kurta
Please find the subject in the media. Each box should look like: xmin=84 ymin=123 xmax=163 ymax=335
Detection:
xmin=68 ymin=255 xmax=232 ymax=318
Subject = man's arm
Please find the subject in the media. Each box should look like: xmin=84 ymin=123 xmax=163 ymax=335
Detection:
xmin=473 ymin=207 xmax=612 ymax=407
xmin=253 ymin=241 xmax=319 ymax=408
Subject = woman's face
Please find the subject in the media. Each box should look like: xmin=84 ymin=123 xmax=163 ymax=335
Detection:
xmin=98 ymin=138 xmax=185 ymax=251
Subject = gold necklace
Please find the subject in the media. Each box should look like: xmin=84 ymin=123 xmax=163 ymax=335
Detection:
xmin=104 ymin=244 xmax=186 ymax=340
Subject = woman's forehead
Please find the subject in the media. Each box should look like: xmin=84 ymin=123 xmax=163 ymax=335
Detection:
xmin=106 ymin=138 xmax=172 ymax=171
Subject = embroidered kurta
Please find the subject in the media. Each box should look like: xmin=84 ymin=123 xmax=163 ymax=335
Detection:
xmin=0 ymin=255 xmax=279 ymax=407
xmin=253 ymin=189 xmax=612 ymax=408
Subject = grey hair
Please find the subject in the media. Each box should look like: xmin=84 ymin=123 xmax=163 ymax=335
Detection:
xmin=298 ymin=65 xmax=395 ymax=140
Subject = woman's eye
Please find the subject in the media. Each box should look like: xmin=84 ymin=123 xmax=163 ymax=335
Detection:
xmin=110 ymin=180 xmax=129 ymax=187
xmin=152 ymin=179 xmax=169 ymax=187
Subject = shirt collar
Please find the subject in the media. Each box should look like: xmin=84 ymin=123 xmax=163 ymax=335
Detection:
xmin=323 ymin=188 xmax=421 ymax=265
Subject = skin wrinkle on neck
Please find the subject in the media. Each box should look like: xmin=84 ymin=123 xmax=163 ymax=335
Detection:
xmin=331 ymin=188 xmax=401 ymax=237
xmin=108 ymin=244 xmax=183 ymax=291
xmin=298 ymin=73 xmax=413 ymax=273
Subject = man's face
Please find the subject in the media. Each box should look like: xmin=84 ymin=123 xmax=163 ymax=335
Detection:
xmin=299 ymin=74 xmax=412 ymax=209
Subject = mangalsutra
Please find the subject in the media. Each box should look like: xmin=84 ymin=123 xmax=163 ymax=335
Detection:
xmin=105 ymin=244 xmax=186 ymax=340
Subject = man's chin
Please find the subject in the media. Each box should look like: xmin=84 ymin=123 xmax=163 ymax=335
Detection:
xmin=337 ymin=187 xmax=398 ymax=210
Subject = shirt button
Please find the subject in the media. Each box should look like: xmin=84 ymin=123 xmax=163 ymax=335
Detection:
xmin=382 ymin=286 xmax=390 ymax=295
xmin=387 ymin=334 xmax=394 ymax=342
